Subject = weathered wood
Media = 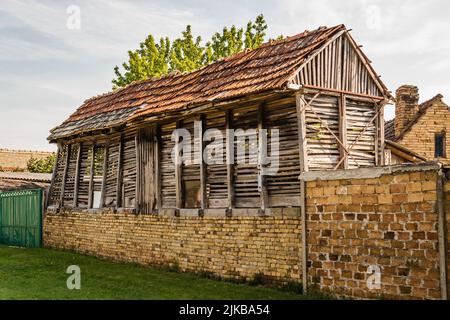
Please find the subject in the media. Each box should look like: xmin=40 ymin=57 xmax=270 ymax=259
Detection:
xmin=135 ymin=134 xmax=140 ymax=212
xmin=73 ymin=143 xmax=82 ymax=207
xmin=436 ymin=170 xmax=448 ymax=300
xmin=198 ymin=115 xmax=207 ymax=210
xmin=116 ymin=135 xmax=124 ymax=208
xmin=47 ymin=144 xmax=61 ymax=208
xmin=154 ymin=125 xmax=162 ymax=210
xmin=258 ymin=103 xmax=269 ymax=212
xmin=175 ymin=120 xmax=184 ymax=209
xmin=379 ymin=105 xmax=385 ymax=165
xmin=59 ymin=144 xmax=71 ymax=207
xmin=339 ymin=95 xmax=348 ymax=169
xmin=88 ymin=144 xmax=96 ymax=209
xmin=100 ymin=143 xmax=109 ymax=208
xmin=226 ymin=109 xmax=235 ymax=210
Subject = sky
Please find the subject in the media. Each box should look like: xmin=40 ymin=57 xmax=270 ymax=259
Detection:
xmin=0 ymin=0 xmax=449 ymax=151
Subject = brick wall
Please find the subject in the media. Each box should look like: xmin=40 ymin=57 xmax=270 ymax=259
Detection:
xmin=305 ymin=169 xmax=442 ymax=299
xmin=0 ymin=149 xmax=54 ymax=171
xmin=44 ymin=212 xmax=302 ymax=283
xmin=43 ymin=164 xmax=449 ymax=300
xmin=398 ymin=99 xmax=450 ymax=165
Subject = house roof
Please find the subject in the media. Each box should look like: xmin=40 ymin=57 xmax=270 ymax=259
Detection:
xmin=49 ymin=24 xmax=390 ymax=141
xmin=385 ymin=94 xmax=444 ymax=142
xmin=0 ymin=172 xmax=52 ymax=182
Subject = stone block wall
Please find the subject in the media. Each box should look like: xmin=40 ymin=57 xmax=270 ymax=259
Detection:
xmin=0 ymin=149 xmax=54 ymax=171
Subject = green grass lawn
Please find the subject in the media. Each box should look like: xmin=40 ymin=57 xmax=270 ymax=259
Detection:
xmin=0 ymin=245 xmax=326 ymax=300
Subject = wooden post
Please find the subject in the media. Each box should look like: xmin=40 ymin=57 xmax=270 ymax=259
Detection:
xmin=436 ymin=170 xmax=448 ymax=300
xmin=135 ymin=134 xmax=140 ymax=213
xmin=258 ymin=103 xmax=269 ymax=213
xmin=379 ymin=104 xmax=385 ymax=166
xmin=198 ymin=115 xmax=207 ymax=210
xmin=339 ymin=95 xmax=348 ymax=169
xmin=154 ymin=125 xmax=162 ymax=211
xmin=100 ymin=143 xmax=109 ymax=208
xmin=88 ymin=144 xmax=96 ymax=209
xmin=59 ymin=144 xmax=71 ymax=208
xmin=73 ymin=143 xmax=82 ymax=208
xmin=225 ymin=110 xmax=235 ymax=212
xmin=116 ymin=135 xmax=124 ymax=208
xmin=296 ymin=93 xmax=309 ymax=172
xmin=47 ymin=144 xmax=61 ymax=208
xmin=175 ymin=120 xmax=184 ymax=209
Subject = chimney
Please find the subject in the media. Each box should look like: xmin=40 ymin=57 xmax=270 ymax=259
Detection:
xmin=395 ymin=85 xmax=420 ymax=137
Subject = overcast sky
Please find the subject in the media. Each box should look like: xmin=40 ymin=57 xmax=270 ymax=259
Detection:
xmin=1 ymin=0 xmax=449 ymax=151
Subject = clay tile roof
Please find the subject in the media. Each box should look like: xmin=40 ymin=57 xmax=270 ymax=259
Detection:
xmin=385 ymin=94 xmax=444 ymax=142
xmin=49 ymin=25 xmax=349 ymax=141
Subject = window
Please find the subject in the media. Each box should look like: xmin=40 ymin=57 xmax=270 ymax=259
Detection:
xmin=435 ymin=132 xmax=446 ymax=158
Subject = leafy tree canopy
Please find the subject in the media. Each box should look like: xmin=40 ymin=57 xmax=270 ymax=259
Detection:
xmin=27 ymin=154 xmax=56 ymax=174
xmin=112 ymin=14 xmax=270 ymax=89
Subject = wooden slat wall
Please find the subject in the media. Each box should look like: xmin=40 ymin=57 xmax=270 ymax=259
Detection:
xmin=265 ymin=97 xmax=301 ymax=207
xmin=137 ymin=127 xmax=156 ymax=213
xmin=181 ymin=118 xmax=201 ymax=208
xmin=48 ymin=145 xmax=68 ymax=207
xmin=77 ymin=143 xmax=91 ymax=208
xmin=205 ymin=111 xmax=227 ymax=208
xmin=122 ymin=133 xmax=137 ymax=208
xmin=104 ymin=140 xmax=119 ymax=207
xmin=346 ymin=98 xmax=377 ymax=168
xmin=305 ymin=94 xmax=340 ymax=170
xmin=62 ymin=144 xmax=79 ymax=207
xmin=294 ymin=34 xmax=383 ymax=97
xmin=161 ymin=122 xmax=176 ymax=208
xmin=233 ymin=104 xmax=260 ymax=208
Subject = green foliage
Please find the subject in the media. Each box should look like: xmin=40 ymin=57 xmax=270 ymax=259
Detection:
xmin=26 ymin=154 xmax=56 ymax=174
xmin=113 ymin=14 xmax=273 ymax=89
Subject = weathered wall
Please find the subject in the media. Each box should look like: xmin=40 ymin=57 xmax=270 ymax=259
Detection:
xmin=43 ymin=164 xmax=449 ymax=300
xmin=0 ymin=149 xmax=54 ymax=171
xmin=305 ymin=168 xmax=442 ymax=299
xmin=445 ymin=175 xmax=450 ymax=298
xmin=44 ymin=211 xmax=302 ymax=283
xmin=399 ymin=99 xmax=450 ymax=165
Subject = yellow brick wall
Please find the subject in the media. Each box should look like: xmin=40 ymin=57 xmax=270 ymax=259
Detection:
xmin=399 ymin=101 xmax=450 ymax=164
xmin=44 ymin=213 xmax=302 ymax=283
xmin=0 ymin=149 xmax=54 ymax=171
xmin=306 ymin=170 xmax=442 ymax=300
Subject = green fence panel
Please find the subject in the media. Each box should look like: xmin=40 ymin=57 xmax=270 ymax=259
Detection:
xmin=0 ymin=189 xmax=42 ymax=248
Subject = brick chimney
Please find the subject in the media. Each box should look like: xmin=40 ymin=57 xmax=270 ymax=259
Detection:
xmin=395 ymin=85 xmax=420 ymax=137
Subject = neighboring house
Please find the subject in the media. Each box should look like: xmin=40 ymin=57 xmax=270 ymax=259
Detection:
xmin=47 ymin=25 xmax=392 ymax=213
xmin=0 ymin=172 xmax=51 ymax=192
xmin=385 ymin=85 xmax=450 ymax=165
xmin=0 ymin=149 xmax=54 ymax=172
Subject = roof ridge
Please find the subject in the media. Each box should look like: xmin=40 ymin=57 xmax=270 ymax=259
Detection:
xmin=82 ymin=25 xmax=345 ymax=105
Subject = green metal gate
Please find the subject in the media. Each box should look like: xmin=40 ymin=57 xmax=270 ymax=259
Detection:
xmin=0 ymin=189 xmax=43 ymax=248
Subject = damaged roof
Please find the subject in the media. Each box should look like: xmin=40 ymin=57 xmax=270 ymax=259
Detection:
xmin=49 ymin=24 xmax=388 ymax=141
xmin=385 ymin=94 xmax=445 ymax=141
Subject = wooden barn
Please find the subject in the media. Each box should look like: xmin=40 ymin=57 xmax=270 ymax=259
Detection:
xmin=47 ymin=25 xmax=392 ymax=214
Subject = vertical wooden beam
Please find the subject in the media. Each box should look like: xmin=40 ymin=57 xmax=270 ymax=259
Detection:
xmin=88 ymin=144 xmax=96 ymax=209
xmin=296 ymin=93 xmax=309 ymax=172
xmin=73 ymin=143 xmax=82 ymax=208
xmin=100 ymin=143 xmax=109 ymax=208
xmin=154 ymin=125 xmax=162 ymax=211
xmin=437 ymin=170 xmax=448 ymax=300
xmin=339 ymin=95 xmax=348 ymax=169
xmin=47 ymin=144 xmax=61 ymax=208
xmin=59 ymin=144 xmax=71 ymax=208
xmin=375 ymin=109 xmax=379 ymax=167
xmin=175 ymin=120 xmax=184 ymax=209
xmin=198 ymin=114 xmax=207 ymax=210
xmin=135 ymin=133 xmax=141 ymax=212
xmin=379 ymin=104 xmax=385 ymax=166
xmin=116 ymin=135 xmax=124 ymax=208
xmin=225 ymin=109 xmax=235 ymax=212
xmin=258 ymin=103 xmax=269 ymax=213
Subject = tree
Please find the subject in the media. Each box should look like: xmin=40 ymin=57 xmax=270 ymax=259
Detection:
xmin=27 ymin=154 xmax=56 ymax=174
xmin=112 ymin=14 xmax=271 ymax=88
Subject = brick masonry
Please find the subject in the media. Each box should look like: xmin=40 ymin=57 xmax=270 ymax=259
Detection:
xmin=0 ymin=149 xmax=54 ymax=171
xmin=43 ymin=165 xmax=450 ymax=300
